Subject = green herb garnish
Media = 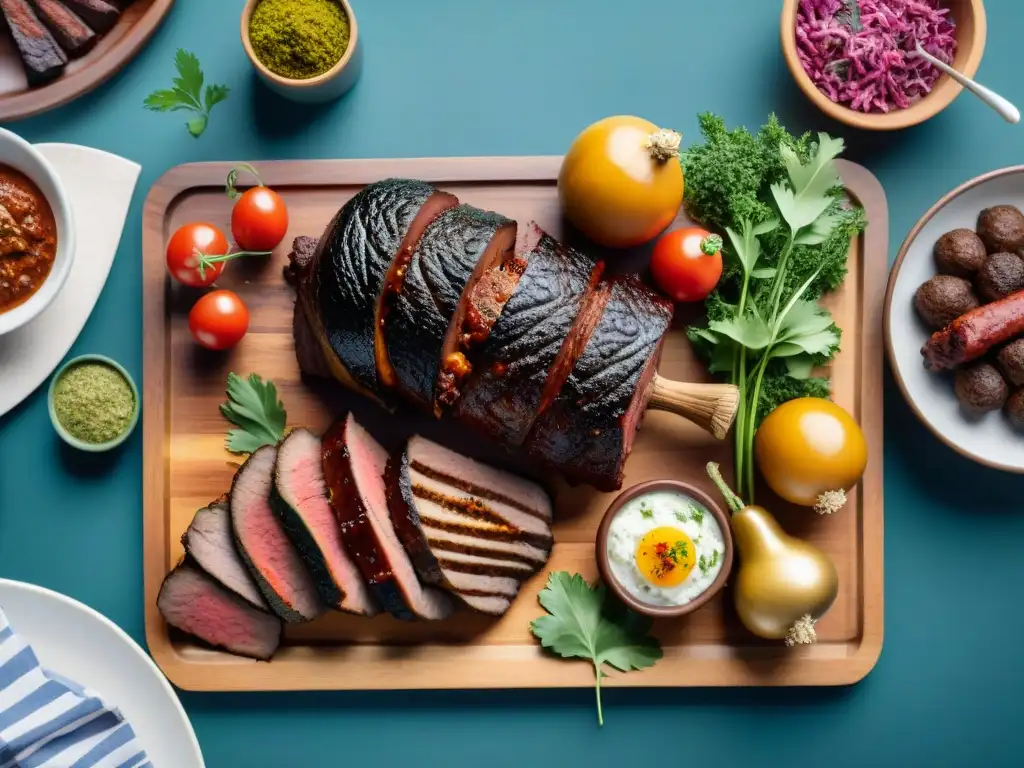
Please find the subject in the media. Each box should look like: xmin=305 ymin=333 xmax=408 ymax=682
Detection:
xmin=709 ymin=550 xmax=720 ymax=569
xmin=144 ymin=49 xmax=230 ymax=138
xmin=220 ymin=373 xmax=286 ymax=454
xmin=530 ymin=572 xmax=662 ymax=726
xmin=683 ymin=114 xmax=865 ymax=502
xmin=688 ymin=504 xmax=705 ymax=525
xmin=673 ymin=510 xmax=688 ymax=523
xmin=698 ymin=554 xmax=709 ymax=575
xmin=639 ymin=502 xmax=654 ymax=519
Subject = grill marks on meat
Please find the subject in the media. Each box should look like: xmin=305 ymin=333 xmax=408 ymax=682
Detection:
xmin=525 ymin=277 xmax=674 ymax=492
xmin=271 ymin=428 xmax=379 ymax=616
xmin=455 ymin=224 xmax=602 ymax=445
xmin=181 ymin=502 xmax=269 ymax=612
xmin=313 ymin=180 xmax=457 ymax=396
xmin=28 ymin=0 xmax=95 ymax=56
xmin=322 ymin=414 xmax=455 ymax=621
xmin=0 ymin=0 xmax=67 ymax=85
xmin=386 ymin=436 xmax=553 ymax=615
xmin=230 ymin=445 xmax=325 ymax=624
xmin=386 ymin=205 xmax=516 ymax=414
xmin=157 ymin=564 xmax=283 ymax=661
xmin=58 ymin=0 xmax=118 ymax=33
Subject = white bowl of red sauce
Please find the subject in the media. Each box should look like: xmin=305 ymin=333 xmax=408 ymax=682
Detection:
xmin=0 ymin=127 xmax=74 ymax=337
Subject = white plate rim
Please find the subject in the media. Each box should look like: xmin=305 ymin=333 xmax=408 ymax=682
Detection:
xmin=0 ymin=577 xmax=204 ymax=767
xmin=884 ymin=163 xmax=1024 ymax=473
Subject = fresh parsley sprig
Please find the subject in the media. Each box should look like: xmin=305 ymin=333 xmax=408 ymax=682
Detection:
xmin=530 ymin=572 xmax=662 ymax=726
xmin=219 ymin=373 xmax=286 ymax=454
xmin=144 ymin=49 xmax=230 ymax=138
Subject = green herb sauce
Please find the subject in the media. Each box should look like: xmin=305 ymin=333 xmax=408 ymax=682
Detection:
xmin=250 ymin=0 xmax=350 ymax=80
xmin=53 ymin=363 xmax=135 ymax=444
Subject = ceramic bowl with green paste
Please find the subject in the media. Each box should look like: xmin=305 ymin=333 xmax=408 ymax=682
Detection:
xmin=48 ymin=355 xmax=140 ymax=452
xmin=241 ymin=0 xmax=362 ymax=104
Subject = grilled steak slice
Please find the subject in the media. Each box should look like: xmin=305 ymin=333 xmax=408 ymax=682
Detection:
xmin=386 ymin=205 xmax=517 ymax=414
xmin=0 ymin=0 xmax=67 ymax=85
xmin=57 ymin=0 xmax=118 ymax=33
xmin=313 ymin=179 xmax=458 ymax=396
xmin=455 ymin=223 xmax=603 ymax=445
xmin=525 ymin=277 xmax=674 ymax=492
xmin=322 ymin=414 xmax=455 ymax=621
xmin=458 ymin=594 xmax=511 ymax=616
xmin=181 ymin=501 xmax=269 ymax=612
xmin=28 ymin=0 xmax=95 ymax=57
xmin=386 ymin=436 xmax=553 ymax=615
xmin=271 ymin=428 xmax=379 ymax=616
xmin=230 ymin=445 xmax=325 ymax=624
xmin=157 ymin=564 xmax=283 ymax=661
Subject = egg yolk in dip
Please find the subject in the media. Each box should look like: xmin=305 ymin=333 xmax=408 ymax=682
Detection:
xmin=635 ymin=526 xmax=695 ymax=587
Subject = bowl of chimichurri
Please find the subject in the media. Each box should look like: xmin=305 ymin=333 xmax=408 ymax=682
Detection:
xmin=48 ymin=355 xmax=140 ymax=452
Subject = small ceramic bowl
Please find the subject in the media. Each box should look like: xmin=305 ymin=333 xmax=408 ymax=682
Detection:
xmin=780 ymin=0 xmax=986 ymax=131
xmin=241 ymin=0 xmax=362 ymax=104
xmin=595 ymin=479 xmax=734 ymax=620
xmin=0 ymin=126 xmax=75 ymax=337
xmin=48 ymin=354 xmax=140 ymax=453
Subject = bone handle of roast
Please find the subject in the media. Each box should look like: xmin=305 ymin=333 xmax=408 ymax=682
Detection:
xmin=647 ymin=377 xmax=740 ymax=439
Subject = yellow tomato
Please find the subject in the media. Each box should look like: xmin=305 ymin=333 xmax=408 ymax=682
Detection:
xmin=558 ymin=116 xmax=684 ymax=249
xmin=754 ymin=398 xmax=867 ymax=513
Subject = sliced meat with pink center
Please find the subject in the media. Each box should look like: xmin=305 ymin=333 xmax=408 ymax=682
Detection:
xmin=182 ymin=501 xmax=268 ymax=612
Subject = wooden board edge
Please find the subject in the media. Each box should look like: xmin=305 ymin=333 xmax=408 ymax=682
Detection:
xmin=141 ymin=157 xmax=888 ymax=690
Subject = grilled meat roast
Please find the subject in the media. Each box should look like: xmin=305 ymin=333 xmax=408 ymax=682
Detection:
xmin=0 ymin=0 xmax=67 ymax=85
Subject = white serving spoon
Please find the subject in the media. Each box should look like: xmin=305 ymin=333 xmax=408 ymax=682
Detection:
xmin=913 ymin=41 xmax=1020 ymax=124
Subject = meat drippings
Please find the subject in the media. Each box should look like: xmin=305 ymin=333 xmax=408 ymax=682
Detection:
xmin=375 ymin=246 xmax=414 ymax=387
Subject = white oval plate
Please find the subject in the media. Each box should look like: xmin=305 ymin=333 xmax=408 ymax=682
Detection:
xmin=0 ymin=579 xmax=204 ymax=767
xmin=0 ymin=143 xmax=140 ymax=418
xmin=885 ymin=166 xmax=1024 ymax=472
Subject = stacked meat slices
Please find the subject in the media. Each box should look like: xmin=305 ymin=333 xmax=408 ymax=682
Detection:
xmin=157 ymin=417 xmax=555 ymax=660
xmin=289 ymin=179 xmax=674 ymax=492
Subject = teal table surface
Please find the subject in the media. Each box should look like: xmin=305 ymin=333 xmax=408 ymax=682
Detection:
xmin=2 ymin=0 xmax=1022 ymax=765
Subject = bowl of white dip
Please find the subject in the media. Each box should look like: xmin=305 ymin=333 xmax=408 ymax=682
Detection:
xmin=596 ymin=480 xmax=733 ymax=619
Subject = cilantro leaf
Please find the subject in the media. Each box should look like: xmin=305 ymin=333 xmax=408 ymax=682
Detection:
xmin=144 ymin=49 xmax=229 ymax=138
xmin=770 ymin=134 xmax=844 ymax=234
xmin=219 ymin=373 xmax=287 ymax=454
xmin=530 ymin=572 xmax=662 ymax=726
xmin=709 ymin=312 xmax=772 ymax=350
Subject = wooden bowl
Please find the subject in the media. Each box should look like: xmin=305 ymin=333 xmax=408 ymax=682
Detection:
xmin=595 ymin=480 xmax=734 ymax=620
xmin=780 ymin=0 xmax=986 ymax=131
xmin=241 ymin=0 xmax=362 ymax=103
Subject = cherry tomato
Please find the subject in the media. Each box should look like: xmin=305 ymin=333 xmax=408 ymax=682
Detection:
xmin=166 ymin=223 xmax=230 ymax=287
xmin=650 ymin=227 xmax=724 ymax=302
xmin=188 ymin=290 xmax=250 ymax=350
xmin=231 ymin=186 xmax=289 ymax=252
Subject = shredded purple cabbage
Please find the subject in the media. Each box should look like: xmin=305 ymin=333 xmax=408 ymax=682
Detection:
xmin=796 ymin=0 xmax=957 ymax=113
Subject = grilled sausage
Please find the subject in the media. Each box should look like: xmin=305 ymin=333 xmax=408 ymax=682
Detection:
xmin=922 ymin=289 xmax=1024 ymax=370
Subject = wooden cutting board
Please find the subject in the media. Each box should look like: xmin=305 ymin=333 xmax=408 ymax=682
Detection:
xmin=142 ymin=156 xmax=886 ymax=691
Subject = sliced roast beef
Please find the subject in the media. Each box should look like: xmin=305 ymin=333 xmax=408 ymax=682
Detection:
xmin=158 ymin=563 xmax=283 ymax=661
xmin=182 ymin=501 xmax=268 ymax=612
xmin=312 ymin=180 xmax=458 ymax=396
xmin=271 ymin=428 xmax=379 ymax=616
xmin=28 ymin=0 xmax=95 ymax=57
xmin=0 ymin=0 xmax=67 ymax=85
xmin=386 ymin=205 xmax=517 ymax=415
xmin=458 ymin=594 xmax=511 ymax=616
xmin=230 ymin=445 xmax=325 ymax=624
xmin=386 ymin=436 xmax=553 ymax=615
xmin=322 ymin=414 xmax=455 ymax=621
xmin=525 ymin=276 xmax=674 ymax=492
xmin=57 ymin=0 xmax=118 ymax=33
xmin=454 ymin=223 xmax=604 ymax=446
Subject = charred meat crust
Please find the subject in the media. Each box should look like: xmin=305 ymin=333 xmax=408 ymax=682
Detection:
xmin=57 ymin=0 xmax=118 ymax=33
xmin=524 ymin=277 xmax=674 ymax=492
xmin=28 ymin=0 xmax=96 ymax=57
xmin=386 ymin=205 xmax=516 ymax=414
xmin=922 ymin=289 xmax=1024 ymax=370
xmin=454 ymin=227 xmax=602 ymax=446
xmin=0 ymin=0 xmax=67 ymax=85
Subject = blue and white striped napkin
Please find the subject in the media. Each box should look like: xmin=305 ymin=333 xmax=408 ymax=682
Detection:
xmin=0 ymin=607 xmax=151 ymax=768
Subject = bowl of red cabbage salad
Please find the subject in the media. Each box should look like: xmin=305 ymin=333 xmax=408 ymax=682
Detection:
xmin=796 ymin=0 xmax=957 ymax=114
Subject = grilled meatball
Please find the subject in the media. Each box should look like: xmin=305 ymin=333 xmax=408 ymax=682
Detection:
xmin=975 ymin=252 xmax=1024 ymax=302
xmin=914 ymin=275 xmax=979 ymax=330
xmin=954 ymin=361 xmax=1008 ymax=415
xmin=977 ymin=205 xmax=1024 ymax=254
xmin=934 ymin=228 xmax=987 ymax=277
xmin=1005 ymin=388 xmax=1024 ymax=428
xmin=997 ymin=339 xmax=1024 ymax=386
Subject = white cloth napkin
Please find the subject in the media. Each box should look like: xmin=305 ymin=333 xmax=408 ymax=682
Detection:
xmin=0 ymin=607 xmax=150 ymax=768
xmin=0 ymin=144 xmax=140 ymax=418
